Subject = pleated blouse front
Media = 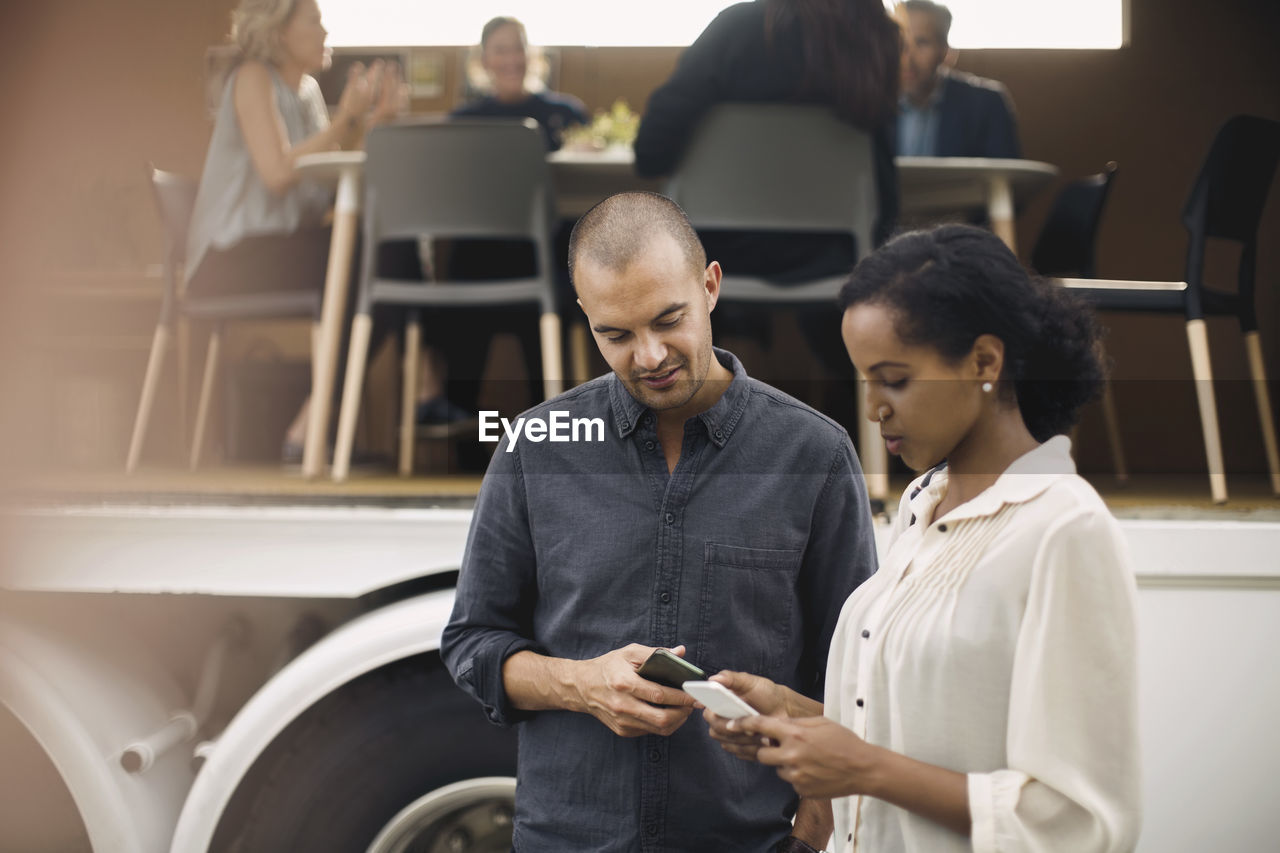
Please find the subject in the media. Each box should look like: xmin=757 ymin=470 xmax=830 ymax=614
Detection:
xmin=826 ymin=437 xmax=1142 ymax=852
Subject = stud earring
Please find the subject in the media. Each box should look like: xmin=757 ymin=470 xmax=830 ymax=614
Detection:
xmin=981 ymin=382 xmax=993 ymax=393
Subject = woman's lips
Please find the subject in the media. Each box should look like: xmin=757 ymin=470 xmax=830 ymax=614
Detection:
xmin=884 ymin=436 xmax=903 ymax=455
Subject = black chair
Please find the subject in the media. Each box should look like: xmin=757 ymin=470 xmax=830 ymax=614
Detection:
xmin=1057 ymin=116 xmax=1280 ymax=503
xmin=126 ymin=165 xmax=321 ymax=472
xmin=1032 ymin=161 xmax=1118 ymax=279
xmin=1031 ymin=162 xmax=1128 ymax=482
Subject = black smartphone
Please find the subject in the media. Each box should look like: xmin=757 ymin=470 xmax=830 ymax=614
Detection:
xmin=636 ymin=648 xmax=706 ymax=688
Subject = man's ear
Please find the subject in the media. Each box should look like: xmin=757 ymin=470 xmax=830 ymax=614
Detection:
xmin=971 ymin=333 xmax=1005 ymax=382
xmin=704 ymin=261 xmax=723 ymax=312
xmin=943 ymin=46 xmax=959 ymax=69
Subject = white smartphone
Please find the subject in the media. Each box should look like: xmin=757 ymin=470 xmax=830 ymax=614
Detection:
xmin=682 ymin=680 xmax=759 ymax=719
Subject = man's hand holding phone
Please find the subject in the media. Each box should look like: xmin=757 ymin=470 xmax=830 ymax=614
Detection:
xmin=571 ymin=643 xmax=696 ymax=738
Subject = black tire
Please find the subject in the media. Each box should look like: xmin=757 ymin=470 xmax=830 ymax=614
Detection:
xmin=214 ymin=654 xmax=518 ymax=853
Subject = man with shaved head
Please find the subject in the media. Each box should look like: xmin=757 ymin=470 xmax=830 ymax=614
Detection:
xmin=444 ymin=192 xmax=876 ymax=853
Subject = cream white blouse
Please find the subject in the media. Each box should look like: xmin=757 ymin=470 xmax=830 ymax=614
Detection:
xmin=826 ymin=437 xmax=1141 ymax=852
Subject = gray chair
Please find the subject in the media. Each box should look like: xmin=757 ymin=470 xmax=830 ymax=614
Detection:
xmin=126 ymin=165 xmax=320 ymax=472
xmin=331 ymin=119 xmax=564 ymax=481
xmin=662 ymin=103 xmax=888 ymax=498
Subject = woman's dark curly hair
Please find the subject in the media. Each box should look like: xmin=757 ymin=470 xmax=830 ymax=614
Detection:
xmin=838 ymin=225 xmax=1106 ymax=442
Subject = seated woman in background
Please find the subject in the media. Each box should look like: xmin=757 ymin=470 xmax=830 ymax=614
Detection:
xmin=451 ymin=16 xmax=589 ymax=152
xmin=632 ymin=0 xmax=901 ymax=425
xmin=705 ymin=225 xmax=1142 ymax=852
xmin=186 ymin=0 xmax=468 ymax=461
xmin=634 ymin=0 xmax=900 ymax=274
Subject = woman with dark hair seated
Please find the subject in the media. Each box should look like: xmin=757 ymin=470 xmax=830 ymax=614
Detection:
xmin=633 ymin=0 xmax=902 ymax=422
xmin=703 ymin=226 xmax=1142 ymax=853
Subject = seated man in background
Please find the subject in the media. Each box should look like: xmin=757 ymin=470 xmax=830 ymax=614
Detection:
xmin=896 ymin=0 xmax=1022 ymax=158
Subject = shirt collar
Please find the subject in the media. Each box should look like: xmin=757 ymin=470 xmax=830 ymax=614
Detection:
xmin=899 ymin=72 xmax=947 ymax=114
xmin=906 ymin=435 xmax=1077 ymax=526
xmin=607 ymin=347 xmax=750 ymax=448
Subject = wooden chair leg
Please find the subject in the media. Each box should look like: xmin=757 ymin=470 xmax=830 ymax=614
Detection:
xmin=540 ymin=312 xmax=564 ymax=399
xmin=1100 ymin=380 xmax=1129 ymax=484
xmin=399 ymin=312 xmax=422 ymax=478
xmin=1185 ymin=319 xmax=1227 ymax=504
xmin=570 ymin=320 xmax=591 ymax=387
xmin=190 ymin=327 xmax=222 ymax=471
xmin=856 ymin=372 xmax=889 ymax=504
xmin=126 ymin=323 xmax=171 ymax=473
xmin=332 ymin=313 xmax=373 ymax=483
xmin=177 ymin=316 xmax=191 ymax=448
xmin=1244 ymin=330 xmax=1280 ymax=495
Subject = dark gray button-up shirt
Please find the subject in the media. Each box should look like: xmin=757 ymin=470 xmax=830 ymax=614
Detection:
xmin=442 ymin=349 xmax=877 ymax=852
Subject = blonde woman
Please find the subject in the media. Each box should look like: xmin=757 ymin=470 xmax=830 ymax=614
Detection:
xmin=186 ymin=0 xmax=430 ymax=459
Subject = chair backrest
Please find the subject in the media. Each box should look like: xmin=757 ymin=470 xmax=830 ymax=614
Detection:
xmin=147 ymin=164 xmax=198 ymax=267
xmin=363 ymin=118 xmax=552 ymax=247
xmin=664 ymin=104 xmax=878 ymax=261
xmin=1030 ymin=161 xmax=1118 ymax=279
xmin=1182 ymin=114 xmax=1280 ymax=244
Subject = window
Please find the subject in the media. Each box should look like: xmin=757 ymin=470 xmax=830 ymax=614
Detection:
xmin=322 ymin=1 xmax=1126 ymax=50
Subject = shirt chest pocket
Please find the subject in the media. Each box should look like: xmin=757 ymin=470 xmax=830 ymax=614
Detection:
xmin=696 ymin=543 xmax=802 ymax=680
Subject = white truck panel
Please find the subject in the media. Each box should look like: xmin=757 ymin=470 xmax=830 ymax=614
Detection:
xmin=168 ymin=589 xmax=456 ymax=853
xmin=0 ymin=506 xmax=473 ymax=597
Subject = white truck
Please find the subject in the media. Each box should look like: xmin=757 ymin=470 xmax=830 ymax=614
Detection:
xmin=1 ymin=503 xmax=518 ymax=852
xmin=3 ymin=502 xmax=1278 ymax=852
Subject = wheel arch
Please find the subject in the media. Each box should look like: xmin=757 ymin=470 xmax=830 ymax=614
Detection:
xmin=169 ymin=588 xmax=458 ymax=853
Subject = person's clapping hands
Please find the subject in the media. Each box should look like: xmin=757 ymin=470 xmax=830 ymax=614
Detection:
xmin=370 ymin=60 xmax=409 ymax=125
xmin=334 ymin=60 xmax=376 ymax=127
xmin=573 ymin=643 xmax=696 ymax=738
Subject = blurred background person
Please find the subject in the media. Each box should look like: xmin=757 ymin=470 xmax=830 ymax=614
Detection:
xmin=451 ymin=16 xmax=589 ymax=152
xmin=895 ymin=0 xmax=1022 ymax=158
xmin=632 ymin=0 xmax=901 ymax=431
xmin=440 ymin=15 xmax=589 ymax=432
xmin=184 ymin=0 xmax=463 ymax=463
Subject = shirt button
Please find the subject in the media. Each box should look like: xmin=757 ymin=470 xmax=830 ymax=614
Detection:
xmin=659 ymin=591 xmax=671 ymax=603
xmin=646 ymin=823 xmax=658 ymax=837
xmin=714 ymin=428 xmax=724 ymax=440
xmin=644 ymin=440 xmax=655 ymax=451
xmin=861 ymin=629 xmax=870 ymax=639
xmin=665 ymin=512 xmax=674 ymax=524
xmin=848 ymin=833 xmax=854 ymax=842
xmin=643 ymin=415 xmax=652 ymax=426
xmin=648 ymin=748 xmax=661 ymax=762
xmin=938 ymin=523 xmax=948 ymax=532
xmin=910 ymin=514 xmax=917 ymax=525
xmin=856 ymin=698 xmax=864 ymax=707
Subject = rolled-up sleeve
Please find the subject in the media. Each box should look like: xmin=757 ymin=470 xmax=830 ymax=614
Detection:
xmin=441 ymin=441 xmax=545 ymax=727
xmin=968 ymin=509 xmax=1142 ymax=852
xmin=796 ymin=433 xmax=878 ymax=698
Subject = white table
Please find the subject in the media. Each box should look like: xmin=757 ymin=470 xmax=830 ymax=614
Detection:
xmin=896 ymin=156 xmax=1059 ymax=251
xmin=296 ymin=149 xmax=1057 ymax=492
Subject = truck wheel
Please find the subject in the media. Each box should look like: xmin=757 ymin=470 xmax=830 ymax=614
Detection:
xmin=214 ymin=655 xmax=517 ymax=853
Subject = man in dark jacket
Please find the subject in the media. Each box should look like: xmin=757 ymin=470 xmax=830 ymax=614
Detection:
xmin=895 ymin=0 xmax=1022 ymax=159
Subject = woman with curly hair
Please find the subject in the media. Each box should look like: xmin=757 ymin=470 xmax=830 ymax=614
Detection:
xmin=704 ymin=225 xmax=1142 ymax=852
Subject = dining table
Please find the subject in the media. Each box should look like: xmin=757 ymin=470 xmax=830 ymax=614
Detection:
xmin=295 ymin=146 xmax=1057 ymax=486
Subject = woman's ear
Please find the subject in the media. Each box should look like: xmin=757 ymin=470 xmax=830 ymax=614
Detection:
xmin=970 ymin=334 xmax=1005 ymax=383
